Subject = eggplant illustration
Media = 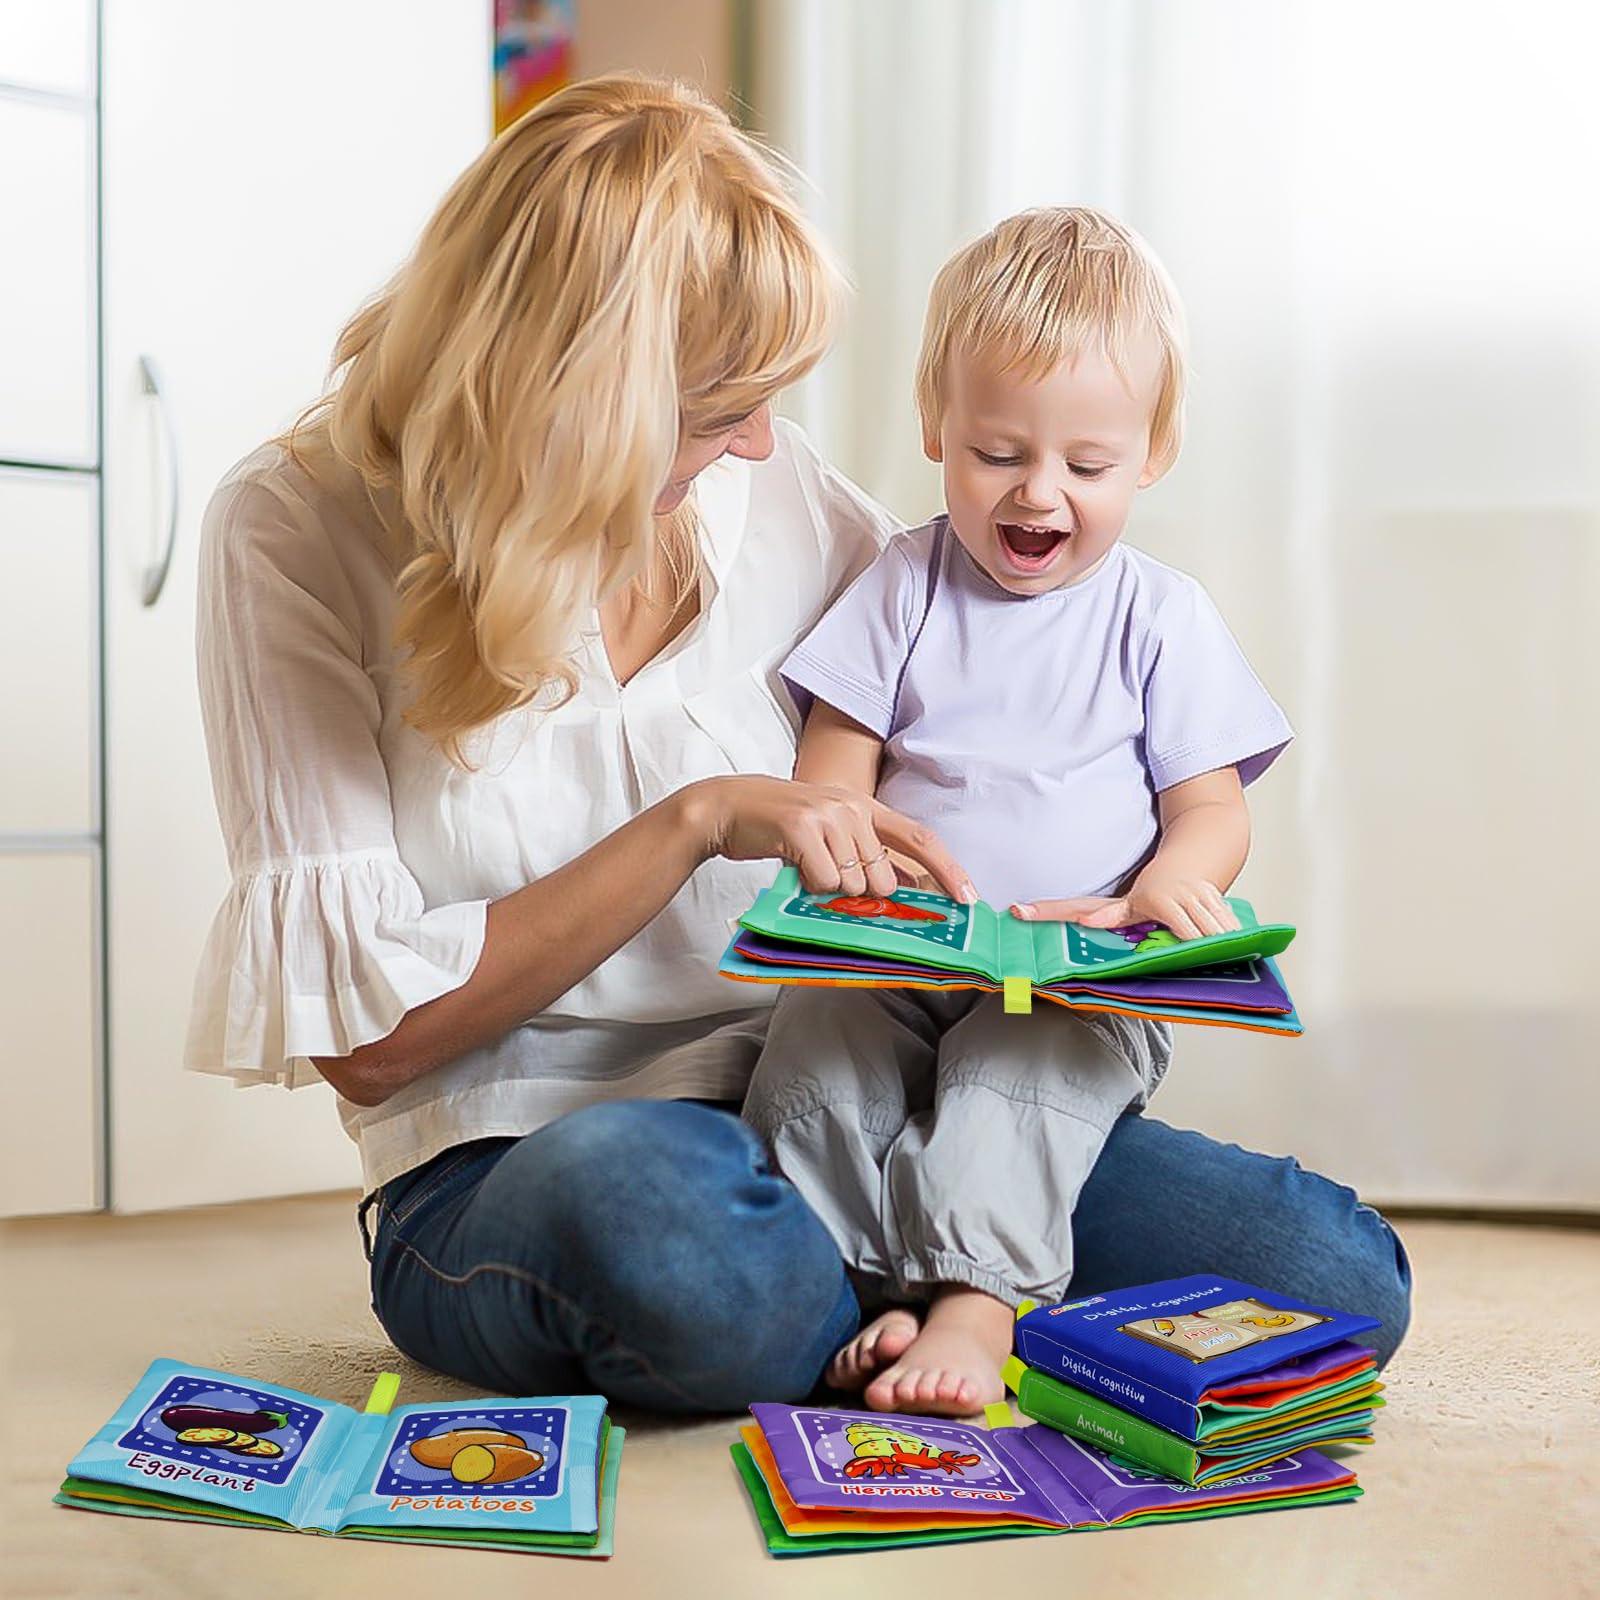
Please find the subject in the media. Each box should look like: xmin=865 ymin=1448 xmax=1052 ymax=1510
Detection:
xmin=161 ymin=1403 xmax=289 ymax=1436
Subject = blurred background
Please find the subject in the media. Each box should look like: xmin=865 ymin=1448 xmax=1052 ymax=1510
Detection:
xmin=2 ymin=0 xmax=1595 ymax=1220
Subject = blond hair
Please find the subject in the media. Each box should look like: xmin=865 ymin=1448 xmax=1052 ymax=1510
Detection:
xmin=287 ymin=75 xmax=841 ymax=759
xmin=915 ymin=207 xmax=1187 ymax=476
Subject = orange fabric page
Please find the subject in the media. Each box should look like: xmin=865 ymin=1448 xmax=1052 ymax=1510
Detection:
xmin=739 ymin=1426 xmax=1054 ymax=1536
xmin=1203 ymin=1355 xmax=1377 ymax=1406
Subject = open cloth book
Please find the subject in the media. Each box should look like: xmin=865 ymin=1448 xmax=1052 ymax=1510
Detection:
xmin=720 ymin=866 xmax=1300 ymax=1033
xmin=55 ymin=1360 xmax=622 ymax=1558
xmin=733 ymin=1402 xmax=1360 ymax=1556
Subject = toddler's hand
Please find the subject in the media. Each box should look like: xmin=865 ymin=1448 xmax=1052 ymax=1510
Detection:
xmin=1011 ymin=871 xmax=1239 ymax=942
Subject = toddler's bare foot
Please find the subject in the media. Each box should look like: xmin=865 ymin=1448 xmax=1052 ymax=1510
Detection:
xmin=826 ymin=1308 xmax=921 ymax=1391
xmin=864 ymin=1287 xmax=1013 ymax=1416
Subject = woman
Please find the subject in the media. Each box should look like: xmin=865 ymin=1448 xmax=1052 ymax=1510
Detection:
xmin=187 ymin=75 xmax=1410 ymax=1411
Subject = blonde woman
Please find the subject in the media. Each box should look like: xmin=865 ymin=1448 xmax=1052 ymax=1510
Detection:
xmin=187 ymin=77 xmax=1410 ymax=1411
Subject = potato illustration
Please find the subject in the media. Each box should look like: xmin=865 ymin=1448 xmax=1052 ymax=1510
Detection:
xmin=408 ymin=1427 xmax=526 ymax=1470
xmin=448 ymin=1443 xmax=544 ymax=1485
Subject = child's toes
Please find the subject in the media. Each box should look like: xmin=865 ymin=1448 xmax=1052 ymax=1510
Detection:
xmin=825 ymin=1340 xmax=859 ymax=1386
xmin=863 ymin=1367 xmax=902 ymax=1411
xmin=887 ymin=1366 xmax=925 ymax=1409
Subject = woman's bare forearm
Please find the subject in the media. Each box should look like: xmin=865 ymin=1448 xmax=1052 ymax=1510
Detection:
xmin=312 ymin=784 xmax=715 ymax=1105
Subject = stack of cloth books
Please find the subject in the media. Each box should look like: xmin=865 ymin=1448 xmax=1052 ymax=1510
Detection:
xmin=1005 ymin=1275 xmax=1386 ymax=1485
xmin=731 ymin=1276 xmax=1383 ymax=1557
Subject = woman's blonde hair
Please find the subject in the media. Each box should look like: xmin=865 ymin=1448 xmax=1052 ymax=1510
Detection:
xmin=915 ymin=207 xmax=1187 ymax=477
xmin=288 ymin=74 xmax=842 ymax=759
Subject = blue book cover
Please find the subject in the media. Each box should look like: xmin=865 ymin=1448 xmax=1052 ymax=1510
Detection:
xmin=58 ymin=1359 xmax=620 ymax=1555
xmin=1013 ymin=1278 xmax=1380 ymax=1439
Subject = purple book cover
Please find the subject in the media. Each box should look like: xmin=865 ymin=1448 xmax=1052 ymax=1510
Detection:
xmin=731 ymin=932 xmax=1291 ymax=1013
xmin=750 ymin=1405 xmax=1357 ymax=1531
xmin=996 ymin=1425 xmax=1357 ymax=1523
xmin=1208 ymin=1339 xmax=1373 ymax=1396
xmin=748 ymin=1406 xmax=1066 ymax=1523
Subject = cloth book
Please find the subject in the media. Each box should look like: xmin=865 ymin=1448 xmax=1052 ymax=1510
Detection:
xmin=1009 ymin=1276 xmax=1383 ymax=1477
xmin=54 ymin=1360 xmax=623 ymax=1557
xmin=733 ymin=1403 xmax=1360 ymax=1555
xmin=719 ymin=866 xmax=1300 ymax=1032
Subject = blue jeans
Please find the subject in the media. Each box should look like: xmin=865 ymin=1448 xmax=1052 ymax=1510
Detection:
xmin=363 ymin=1100 xmax=1411 ymax=1413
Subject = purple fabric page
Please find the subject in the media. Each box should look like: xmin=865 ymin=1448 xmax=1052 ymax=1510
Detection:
xmin=732 ymin=931 xmax=1292 ymax=1013
xmin=997 ymin=1425 xmax=1356 ymax=1525
xmin=749 ymin=1405 xmax=1064 ymax=1523
xmin=1202 ymin=1339 xmax=1374 ymax=1399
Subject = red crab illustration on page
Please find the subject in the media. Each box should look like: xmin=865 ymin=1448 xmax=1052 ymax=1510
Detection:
xmin=817 ymin=895 xmax=948 ymax=924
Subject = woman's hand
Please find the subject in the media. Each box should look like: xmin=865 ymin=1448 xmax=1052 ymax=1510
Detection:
xmin=681 ymin=775 xmax=977 ymax=904
xmin=1011 ymin=867 xmax=1240 ymax=941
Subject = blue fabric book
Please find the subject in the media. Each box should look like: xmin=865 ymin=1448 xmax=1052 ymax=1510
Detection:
xmin=55 ymin=1359 xmax=622 ymax=1557
xmin=1012 ymin=1277 xmax=1381 ymax=1440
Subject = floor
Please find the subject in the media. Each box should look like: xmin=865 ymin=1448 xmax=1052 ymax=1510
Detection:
xmin=2 ymin=1198 xmax=1597 ymax=1599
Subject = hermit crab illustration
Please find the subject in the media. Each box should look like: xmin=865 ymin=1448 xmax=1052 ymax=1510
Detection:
xmin=840 ymin=1420 xmax=984 ymax=1479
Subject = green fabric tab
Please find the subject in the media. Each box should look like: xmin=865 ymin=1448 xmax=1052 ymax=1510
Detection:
xmin=1003 ymin=976 xmax=1033 ymax=1013
xmin=363 ymin=1372 xmax=402 ymax=1414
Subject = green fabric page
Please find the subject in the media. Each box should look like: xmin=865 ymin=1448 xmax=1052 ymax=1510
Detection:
xmin=55 ymin=1490 xmax=288 ymax=1532
xmin=57 ymin=1427 xmax=623 ymax=1558
xmin=1110 ymin=1485 xmax=1362 ymax=1524
xmin=739 ymin=868 xmax=1295 ymax=984
xmin=729 ymin=1443 xmax=1053 ymax=1555
xmin=56 ymin=1477 xmax=290 ymax=1528
xmin=1030 ymin=900 xmax=1296 ymax=983
xmin=740 ymin=868 xmax=1002 ymax=977
xmin=1205 ymin=1416 xmax=1376 ymax=1460
xmin=730 ymin=1443 xmax=1361 ymax=1556
xmin=1206 ymin=1399 xmax=1384 ymax=1451
xmin=1004 ymin=1358 xmax=1202 ymax=1482
xmin=1199 ymin=1371 xmax=1383 ymax=1437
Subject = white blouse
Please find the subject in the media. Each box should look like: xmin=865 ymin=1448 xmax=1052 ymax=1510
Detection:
xmin=185 ymin=420 xmax=898 ymax=1190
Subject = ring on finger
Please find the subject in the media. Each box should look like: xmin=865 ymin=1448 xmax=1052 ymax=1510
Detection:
xmin=836 ymin=856 xmax=861 ymax=872
xmin=862 ymin=846 xmax=890 ymax=866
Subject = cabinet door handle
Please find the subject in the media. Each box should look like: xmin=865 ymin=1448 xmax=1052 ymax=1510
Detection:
xmin=138 ymin=354 xmax=180 ymax=607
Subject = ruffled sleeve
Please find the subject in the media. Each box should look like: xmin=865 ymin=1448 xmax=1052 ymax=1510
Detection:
xmin=186 ymin=850 xmax=486 ymax=1088
xmin=184 ymin=458 xmax=488 ymax=1088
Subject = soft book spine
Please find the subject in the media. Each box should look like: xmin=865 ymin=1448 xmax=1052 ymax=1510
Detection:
xmin=1010 ymin=1364 xmax=1200 ymax=1482
xmin=1012 ymin=1326 xmax=1198 ymax=1439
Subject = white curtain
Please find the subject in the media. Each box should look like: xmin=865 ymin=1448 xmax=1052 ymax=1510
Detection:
xmin=748 ymin=0 xmax=1600 ymax=1208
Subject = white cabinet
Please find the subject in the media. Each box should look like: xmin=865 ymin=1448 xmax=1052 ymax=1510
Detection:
xmin=100 ymin=0 xmax=491 ymax=1211
xmin=0 ymin=19 xmax=101 ymax=1215
xmin=0 ymin=93 xmax=96 ymax=467
xmin=0 ymin=471 xmax=98 ymax=833
xmin=0 ymin=853 xmax=100 ymax=1214
xmin=0 ymin=3 xmax=491 ymax=1215
xmin=0 ymin=0 xmax=96 ymax=98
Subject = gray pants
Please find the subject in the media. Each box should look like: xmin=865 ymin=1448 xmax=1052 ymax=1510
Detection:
xmin=743 ymin=986 xmax=1172 ymax=1307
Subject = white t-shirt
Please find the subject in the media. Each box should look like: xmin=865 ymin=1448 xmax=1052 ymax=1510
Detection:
xmin=186 ymin=419 xmax=897 ymax=1190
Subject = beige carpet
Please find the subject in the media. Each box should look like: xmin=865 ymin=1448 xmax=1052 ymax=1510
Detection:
xmin=3 ymin=1196 xmax=1597 ymax=1599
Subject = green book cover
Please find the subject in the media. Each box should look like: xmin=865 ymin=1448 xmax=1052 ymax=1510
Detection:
xmin=1004 ymin=1358 xmax=1380 ymax=1486
xmin=1003 ymin=1357 xmax=1203 ymax=1482
xmin=739 ymin=866 xmax=1294 ymax=985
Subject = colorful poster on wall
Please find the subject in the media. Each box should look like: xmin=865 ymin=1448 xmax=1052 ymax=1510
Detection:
xmin=494 ymin=0 xmax=575 ymax=134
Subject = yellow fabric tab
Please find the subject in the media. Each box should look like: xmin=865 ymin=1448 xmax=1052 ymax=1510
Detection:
xmin=1016 ymin=1299 xmax=1038 ymax=1319
xmin=1003 ymin=976 xmax=1033 ymax=1014
xmin=984 ymin=1401 xmax=1015 ymax=1430
xmin=363 ymin=1372 xmax=402 ymax=1415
